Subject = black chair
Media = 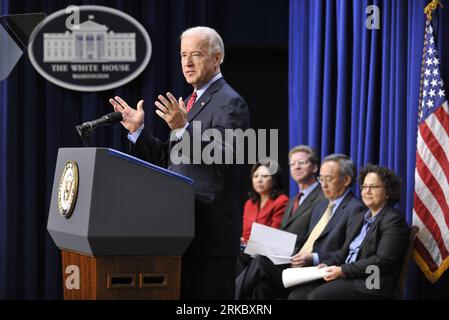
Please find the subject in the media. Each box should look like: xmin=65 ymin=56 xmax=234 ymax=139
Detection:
xmin=397 ymin=225 xmax=419 ymax=299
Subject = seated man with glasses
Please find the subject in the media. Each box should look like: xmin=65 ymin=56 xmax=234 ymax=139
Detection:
xmin=235 ymin=154 xmax=366 ymax=300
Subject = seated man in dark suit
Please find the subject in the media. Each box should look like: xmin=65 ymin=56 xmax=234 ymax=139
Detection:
xmin=235 ymin=154 xmax=366 ymax=300
xmin=278 ymin=145 xmax=325 ymax=250
xmin=288 ymin=164 xmax=410 ymax=300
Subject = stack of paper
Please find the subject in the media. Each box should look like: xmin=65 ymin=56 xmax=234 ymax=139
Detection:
xmin=282 ymin=266 xmax=333 ymax=288
xmin=243 ymin=223 xmax=297 ymax=265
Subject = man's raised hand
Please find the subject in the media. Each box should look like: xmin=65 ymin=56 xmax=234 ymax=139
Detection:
xmin=109 ymin=96 xmax=144 ymax=133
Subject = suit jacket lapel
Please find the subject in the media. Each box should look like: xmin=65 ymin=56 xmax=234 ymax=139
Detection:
xmin=357 ymin=206 xmax=387 ymax=250
xmin=346 ymin=211 xmax=366 ymax=245
xmin=308 ymin=200 xmax=329 ymax=232
xmin=281 ymin=200 xmax=295 ymax=228
xmin=316 ymin=192 xmax=353 ymax=238
xmin=282 ymin=185 xmax=321 ymax=228
xmin=187 ymin=78 xmax=225 ymax=121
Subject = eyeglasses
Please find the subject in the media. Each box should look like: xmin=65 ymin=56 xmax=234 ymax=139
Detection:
xmin=318 ymin=176 xmax=336 ymax=184
xmin=360 ymin=185 xmax=384 ymax=191
xmin=289 ymin=160 xmax=309 ymax=167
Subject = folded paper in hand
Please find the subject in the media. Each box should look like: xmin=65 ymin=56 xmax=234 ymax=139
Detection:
xmin=282 ymin=266 xmax=334 ymax=288
xmin=243 ymin=223 xmax=297 ymax=265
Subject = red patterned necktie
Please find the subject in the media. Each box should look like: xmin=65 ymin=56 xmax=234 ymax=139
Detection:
xmin=289 ymin=192 xmax=303 ymax=219
xmin=186 ymin=91 xmax=197 ymax=113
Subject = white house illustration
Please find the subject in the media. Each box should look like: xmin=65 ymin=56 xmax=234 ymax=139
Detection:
xmin=43 ymin=16 xmax=136 ymax=62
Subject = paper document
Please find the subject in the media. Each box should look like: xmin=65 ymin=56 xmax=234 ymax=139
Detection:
xmin=263 ymin=254 xmax=293 ymax=265
xmin=282 ymin=266 xmax=334 ymax=288
xmin=243 ymin=223 xmax=297 ymax=265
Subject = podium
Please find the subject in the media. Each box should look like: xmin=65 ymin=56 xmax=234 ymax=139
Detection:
xmin=47 ymin=148 xmax=194 ymax=300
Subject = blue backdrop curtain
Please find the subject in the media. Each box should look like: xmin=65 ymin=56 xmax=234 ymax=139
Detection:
xmin=289 ymin=0 xmax=449 ymax=299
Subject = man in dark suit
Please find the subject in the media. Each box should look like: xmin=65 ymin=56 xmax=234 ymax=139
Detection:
xmin=235 ymin=154 xmax=365 ymax=300
xmin=280 ymin=145 xmax=324 ymax=249
xmin=109 ymin=26 xmax=250 ymax=300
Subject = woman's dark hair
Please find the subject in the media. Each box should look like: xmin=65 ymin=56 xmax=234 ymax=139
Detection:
xmin=248 ymin=159 xmax=284 ymax=203
xmin=358 ymin=164 xmax=402 ymax=206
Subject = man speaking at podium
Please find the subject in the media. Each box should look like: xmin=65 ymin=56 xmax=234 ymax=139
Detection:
xmin=109 ymin=26 xmax=250 ymax=300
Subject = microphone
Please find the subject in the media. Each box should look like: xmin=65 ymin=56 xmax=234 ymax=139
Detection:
xmin=76 ymin=112 xmax=123 ymax=134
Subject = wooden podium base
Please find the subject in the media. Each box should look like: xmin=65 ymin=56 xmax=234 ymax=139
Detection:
xmin=61 ymin=250 xmax=181 ymax=300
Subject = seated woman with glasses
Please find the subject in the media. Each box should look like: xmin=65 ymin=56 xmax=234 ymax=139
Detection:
xmin=288 ymin=164 xmax=410 ymax=300
xmin=237 ymin=159 xmax=288 ymax=273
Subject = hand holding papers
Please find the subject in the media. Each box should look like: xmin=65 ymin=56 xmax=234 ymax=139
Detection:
xmin=282 ymin=266 xmax=335 ymax=288
xmin=243 ymin=223 xmax=297 ymax=265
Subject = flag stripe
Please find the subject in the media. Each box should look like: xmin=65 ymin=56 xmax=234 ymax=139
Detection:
xmin=413 ymin=208 xmax=445 ymax=266
xmin=421 ymin=119 xmax=449 ymax=182
xmin=415 ymin=237 xmax=439 ymax=272
xmin=413 ymin=189 xmax=449 ymax=259
xmin=417 ymin=125 xmax=449 ymax=211
xmin=415 ymin=151 xmax=449 ymax=230
xmin=422 ymin=107 xmax=449 ymax=181
xmin=433 ymin=102 xmax=449 ymax=138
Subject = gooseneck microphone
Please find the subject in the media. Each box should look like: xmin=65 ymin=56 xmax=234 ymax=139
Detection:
xmin=75 ymin=112 xmax=123 ymax=147
xmin=76 ymin=112 xmax=123 ymax=132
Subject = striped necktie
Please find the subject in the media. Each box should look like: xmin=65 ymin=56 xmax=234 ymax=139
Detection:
xmin=299 ymin=202 xmax=335 ymax=253
xmin=186 ymin=91 xmax=197 ymax=113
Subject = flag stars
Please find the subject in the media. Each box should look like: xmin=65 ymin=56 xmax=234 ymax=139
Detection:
xmin=421 ymin=26 xmax=445 ymax=114
xmin=421 ymin=101 xmax=426 ymax=111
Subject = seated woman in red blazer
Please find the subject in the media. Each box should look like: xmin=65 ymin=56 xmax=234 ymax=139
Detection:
xmin=237 ymin=159 xmax=289 ymax=272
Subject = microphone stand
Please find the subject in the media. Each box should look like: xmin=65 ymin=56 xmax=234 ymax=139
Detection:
xmin=75 ymin=112 xmax=122 ymax=147
xmin=75 ymin=125 xmax=93 ymax=147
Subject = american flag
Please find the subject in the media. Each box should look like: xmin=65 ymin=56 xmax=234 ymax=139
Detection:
xmin=413 ymin=20 xmax=449 ymax=283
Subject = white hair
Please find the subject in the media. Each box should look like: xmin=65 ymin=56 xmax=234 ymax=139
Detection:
xmin=181 ymin=26 xmax=225 ymax=63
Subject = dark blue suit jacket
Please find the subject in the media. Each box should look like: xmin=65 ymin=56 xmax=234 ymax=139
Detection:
xmin=304 ymin=191 xmax=366 ymax=261
xmin=280 ymin=185 xmax=325 ymax=249
xmin=131 ymin=77 xmax=250 ymax=256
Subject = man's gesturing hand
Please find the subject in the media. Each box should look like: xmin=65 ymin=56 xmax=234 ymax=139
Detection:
xmin=155 ymin=92 xmax=188 ymax=130
xmin=109 ymin=96 xmax=144 ymax=133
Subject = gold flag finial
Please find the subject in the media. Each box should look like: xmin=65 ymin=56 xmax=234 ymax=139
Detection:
xmin=424 ymin=0 xmax=443 ymax=21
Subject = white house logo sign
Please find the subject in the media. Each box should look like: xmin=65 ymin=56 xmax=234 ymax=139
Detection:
xmin=28 ymin=5 xmax=152 ymax=92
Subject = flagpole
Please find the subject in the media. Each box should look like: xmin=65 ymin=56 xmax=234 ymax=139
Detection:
xmin=424 ymin=0 xmax=443 ymax=21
